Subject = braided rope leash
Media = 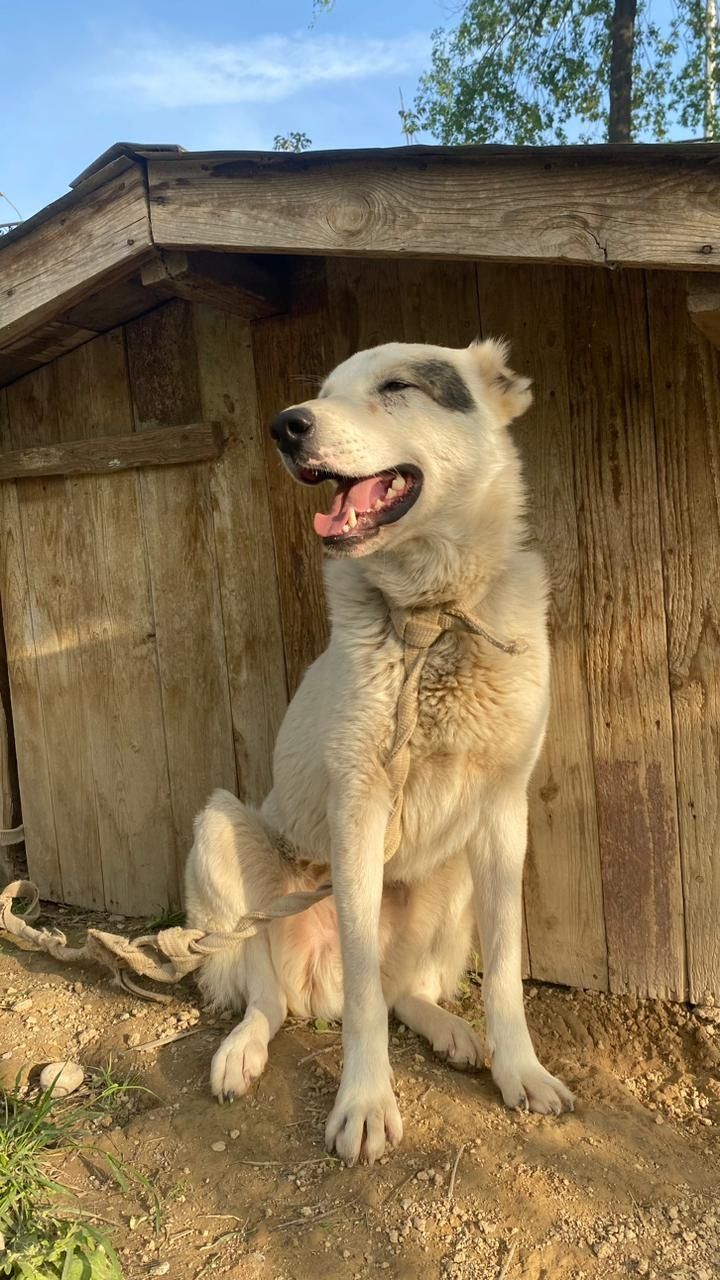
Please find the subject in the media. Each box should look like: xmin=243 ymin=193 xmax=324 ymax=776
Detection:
xmin=0 ymin=879 xmax=333 ymax=1004
xmin=0 ymin=605 xmax=524 ymax=1001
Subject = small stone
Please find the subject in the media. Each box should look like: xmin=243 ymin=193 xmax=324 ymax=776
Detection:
xmin=300 ymin=1207 xmax=313 ymax=1217
xmin=0 ymin=1051 xmax=12 ymax=1061
xmin=654 ymin=1114 xmax=664 ymax=1125
xmin=39 ymin=1061 xmax=84 ymax=1097
xmin=149 ymin=1265 xmax=170 ymax=1277
xmin=342 ymin=1251 xmax=351 ymax=1260
xmin=229 ymin=1129 xmax=240 ymax=1139
xmin=210 ymin=1141 xmax=226 ymax=1152
xmin=388 ymin=1231 xmax=399 ymax=1245
xmin=416 ymin=1170 xmax=429 ymax=1182
xmin=11 ymin=998 xmax=32 ymax=1012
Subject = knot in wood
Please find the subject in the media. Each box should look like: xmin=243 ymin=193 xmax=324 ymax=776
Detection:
xmin=326 ymin=192 xmax=373 ymax=240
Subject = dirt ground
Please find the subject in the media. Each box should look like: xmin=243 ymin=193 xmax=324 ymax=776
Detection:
xmin=1 ymin=900 xmax=719 ymax=1280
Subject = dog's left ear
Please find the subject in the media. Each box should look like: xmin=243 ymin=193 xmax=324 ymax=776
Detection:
xmin=468 ymin=337 xmax=533 ymax=423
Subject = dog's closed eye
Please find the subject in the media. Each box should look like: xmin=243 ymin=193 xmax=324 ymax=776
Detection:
xmin=379 ymin=379 xmax=416 ymax=394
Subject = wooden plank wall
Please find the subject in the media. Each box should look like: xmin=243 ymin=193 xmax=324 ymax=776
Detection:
xmin=1 ymin=263 xmax=717 ymax=1002
xmin=0 ymin=300 xmax=287 ymax=915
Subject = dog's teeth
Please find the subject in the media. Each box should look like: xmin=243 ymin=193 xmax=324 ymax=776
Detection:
xmin=374 ymin=498 xmax=384 ymax=511
xmin=347 ymin=507 xmax=357 ymax=528
xmin=391 ymin=475 xmax=406 ymax=492
xmin=342 ymin=523 xmax=350 ymax=533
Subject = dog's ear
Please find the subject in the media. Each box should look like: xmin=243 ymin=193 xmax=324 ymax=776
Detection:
xmin=468 ymin=337 xmax=533 ymax=422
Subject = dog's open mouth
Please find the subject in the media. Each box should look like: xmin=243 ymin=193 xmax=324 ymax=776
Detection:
xmin=296 ymin=465 xmax=423 ymax=543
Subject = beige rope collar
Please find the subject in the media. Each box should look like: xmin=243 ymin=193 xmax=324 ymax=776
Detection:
xmin=0 ymin=603 xmax=524 ymax=1001
xmin=383 ymin=603 xmax=526 ymax=861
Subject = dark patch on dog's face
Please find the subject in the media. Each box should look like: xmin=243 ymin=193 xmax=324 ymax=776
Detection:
xmin=413 ymin=360 xmax=475 ymax=412
xmin=378 ymin=359 xmax=474 ymax=414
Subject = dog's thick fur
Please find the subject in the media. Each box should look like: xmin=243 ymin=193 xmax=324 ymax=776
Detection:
xmin=185 ymin=338 xmax=573 ymax=1165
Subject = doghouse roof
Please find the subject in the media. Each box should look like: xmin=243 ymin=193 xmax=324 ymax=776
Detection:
xmin=2 ymin=139 xmax=720 ymax=387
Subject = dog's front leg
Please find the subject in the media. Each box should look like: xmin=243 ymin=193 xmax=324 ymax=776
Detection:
xmin=469 ymin=787 xmax=574 ymax=1115
xmin=324 ymin=777 xmax=402 ymax=1165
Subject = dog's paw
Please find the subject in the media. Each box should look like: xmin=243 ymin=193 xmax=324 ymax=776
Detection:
xmin=491 ymin=1049 xmax=574 ymax=1115
xmin=430 ymin=1013 xmax=484 ymax=1071
xmin=325 ymin=1071 xmax=403 ymax=1166
xmin=210 ymin=1025 xmax=268 ymax=1103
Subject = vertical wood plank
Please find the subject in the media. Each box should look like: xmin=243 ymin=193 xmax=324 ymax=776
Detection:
xmin=0 ymin=395 xmax=18 ymax=833
xmin=326 ymin=256 xmax=404 ymax=357
xmin=126 ymin=301 xmax=237 ymax=877
xmin=565 ymin=267 xmax=686 ymax=999
xmin=0 ymin=482 xmax=60 ymax=892
xmin=477 ymin=263 xmax=608 ymax=992
xmin=252 ymin=264 xmax=331 ymax=694
xmin=647 ymin=270 xmax=720 ymax=1003
xmin=0 ymin=390 xmax=60 ymax=891
xmin=0 ymin=601 xmax=17 ymax=832
xmin=4 ymin=367 xmax=105 ymax=906
xmin=398 ymin=260 xmax=482 ymax=348
xmin=50 ymin=331 xmax=178 ymax=913
xmin=193 ymin=304 xmax=288 ymax=805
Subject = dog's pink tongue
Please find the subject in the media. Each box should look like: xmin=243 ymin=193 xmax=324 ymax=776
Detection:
xmin=313 ymin=475 xmax=387 ymax=537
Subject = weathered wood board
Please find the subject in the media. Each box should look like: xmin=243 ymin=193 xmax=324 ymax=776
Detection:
xmin=252 ymin=265 xmax=332 ymax=694
xmin=0 ymin=421 xmax=224 ymax=481
xmin=125 ymin=302 xmax=238 ymax=883
xmin=647 ymin=270 xmax=720 ymax=1003
xmin=477 ymin=263 xmax=608 ymax=992
xmin=148 ymin=153 xmax=720 ymax=271
xmin=0 ymin=163 xmax=152 ymax=352
xmin=564 ymin=268 xmax=686 ymax=999
xmin=193 ymin=304 xmax=288 ymax=804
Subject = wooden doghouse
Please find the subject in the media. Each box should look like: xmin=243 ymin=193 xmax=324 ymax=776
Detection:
xmin=1 ymin=142 xmax=718 ymax=1004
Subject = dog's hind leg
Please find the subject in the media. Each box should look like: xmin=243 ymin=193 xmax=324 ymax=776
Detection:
xmin=393 ymin=994 xmax=484 ymax=1071
xmin=185 ymin=788 xmax=289 ymax=1099
xmin=210 ymin=932 xmax=287 ymax=1101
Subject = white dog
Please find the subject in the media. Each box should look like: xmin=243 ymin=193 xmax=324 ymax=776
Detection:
xmin=185 ymin=338 xmax=573 ymax=1165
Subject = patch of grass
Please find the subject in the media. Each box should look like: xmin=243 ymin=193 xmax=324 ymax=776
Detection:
xmin=145 ymin=906 xmax=186 ymax=932
xmin=0 ymin=1071 xmax=153 ymax=1278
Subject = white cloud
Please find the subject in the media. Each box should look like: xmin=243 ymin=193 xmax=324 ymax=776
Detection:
xmin=97 ymin=31 xmax=430 ymax=109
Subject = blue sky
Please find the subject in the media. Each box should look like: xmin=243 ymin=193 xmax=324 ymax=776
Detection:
xmin=1 ymin=0 xmax=444 ymax=221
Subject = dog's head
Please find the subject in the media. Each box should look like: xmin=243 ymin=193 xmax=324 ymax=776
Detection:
xmin=269 ymin=340 xmax=532 ymax=559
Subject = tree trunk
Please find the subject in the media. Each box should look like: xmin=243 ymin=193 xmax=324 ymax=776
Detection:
xmin=608 ymin=0 xmax=637 ymax=142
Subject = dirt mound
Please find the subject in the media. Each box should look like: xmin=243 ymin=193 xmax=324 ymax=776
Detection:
xmin=1 ymin=902 xmax=718 ymax=1279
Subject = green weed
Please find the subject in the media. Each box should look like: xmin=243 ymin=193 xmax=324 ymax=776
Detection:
xmin=0 ymin=1070 xmax=153 ymax=1278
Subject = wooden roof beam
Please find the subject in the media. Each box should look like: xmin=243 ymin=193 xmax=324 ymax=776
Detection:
xmin=140 ymin=250 xmax=288 ymax=319
xmin=146 ymin=152 xmax=720 ymax=272
xmin=0 ymin=160 xmax=153 ymax=354
xmin=687 ymin=273 xmax=720 ymax=348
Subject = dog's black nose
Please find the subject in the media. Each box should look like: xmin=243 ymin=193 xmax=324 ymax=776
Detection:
xmin=269 ymin=406 xmax=315 ymax=455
